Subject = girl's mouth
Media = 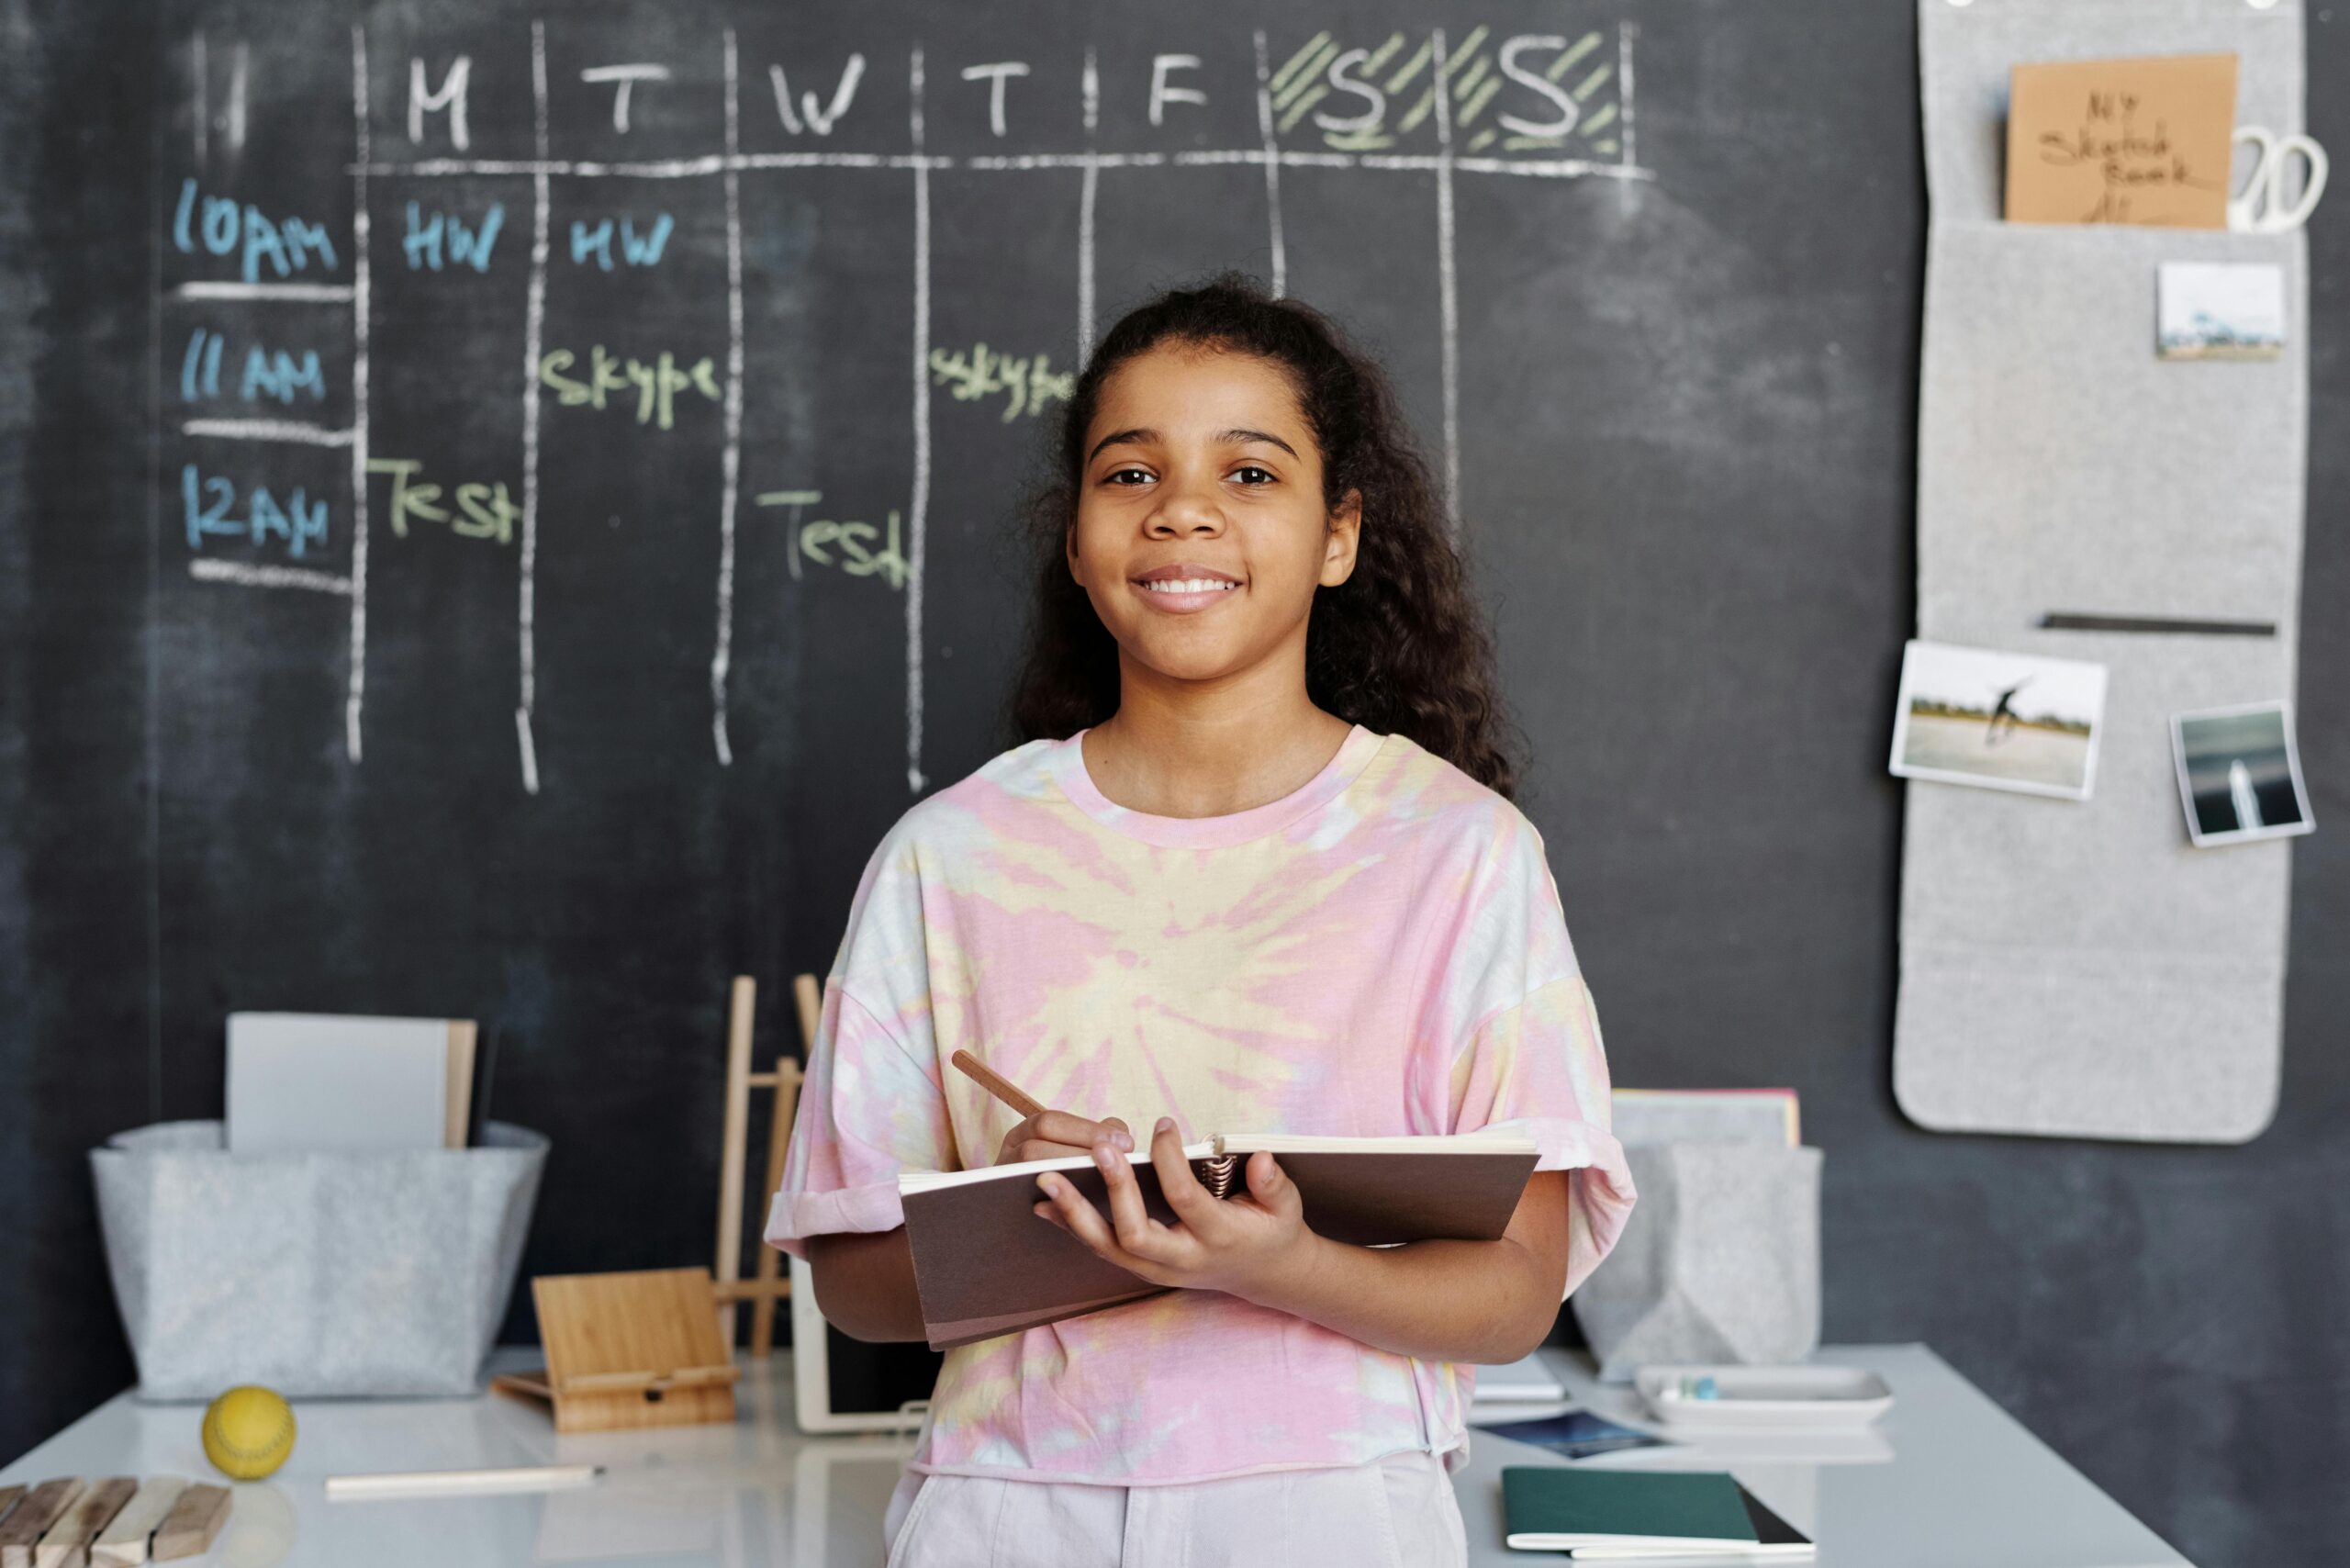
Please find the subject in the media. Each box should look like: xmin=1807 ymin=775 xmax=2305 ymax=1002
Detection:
xmin=1132 ymin=577 xmax=1242 ymax=614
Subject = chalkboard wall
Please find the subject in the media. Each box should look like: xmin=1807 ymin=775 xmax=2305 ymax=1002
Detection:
xmin=2 ymin=3 xmax=2343 ymax=1563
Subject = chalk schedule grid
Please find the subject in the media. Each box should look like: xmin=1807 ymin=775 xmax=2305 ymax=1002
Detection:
xmin=159 ymin=11 xmax=1647 ymax=799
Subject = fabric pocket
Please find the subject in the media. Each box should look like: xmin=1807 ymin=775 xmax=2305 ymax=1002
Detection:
xmin=1372 ymin=1450 xmax=1466 ymax=1568
xmin=883 ymin=1471 xmax=945 ymax=1568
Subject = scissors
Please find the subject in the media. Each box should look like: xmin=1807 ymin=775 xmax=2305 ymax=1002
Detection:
xmin=2230 ymin=126 xmax=2328 ymax=232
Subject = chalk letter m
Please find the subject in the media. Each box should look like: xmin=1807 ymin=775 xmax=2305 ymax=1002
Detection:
xmin=409 ymin=56 xmax=472 ymax=151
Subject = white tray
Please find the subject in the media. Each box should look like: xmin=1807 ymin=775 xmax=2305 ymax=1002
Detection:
xmin=1635 ymin=1364 xmax=1894 ymax=1429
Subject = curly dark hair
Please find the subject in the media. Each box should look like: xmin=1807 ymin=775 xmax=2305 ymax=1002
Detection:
xmin=1008 ymin=274 xmax=1522 ymax=799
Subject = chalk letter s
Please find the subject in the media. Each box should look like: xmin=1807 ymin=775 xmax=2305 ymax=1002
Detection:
xmin=1496 ymin=37 xmax=1581 ymax=140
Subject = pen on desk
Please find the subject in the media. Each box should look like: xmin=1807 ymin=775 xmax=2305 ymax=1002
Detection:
xmin=949 ymin=1048 xmax=1047 ymax=1120
xmin=324 ymin=1463 xmax=603 ymax=1501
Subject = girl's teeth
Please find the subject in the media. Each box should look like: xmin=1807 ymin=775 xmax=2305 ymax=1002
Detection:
xmin=1147 ymin=579 xmax=1234 ymax=593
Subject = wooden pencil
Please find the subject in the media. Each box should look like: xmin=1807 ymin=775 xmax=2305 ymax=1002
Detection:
xmin=949 ymin=1050 xmax=1046 ymax=1120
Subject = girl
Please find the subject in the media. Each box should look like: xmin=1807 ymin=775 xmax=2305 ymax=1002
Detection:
xmin=769 ymin=275 xmax=1635 ymax=1568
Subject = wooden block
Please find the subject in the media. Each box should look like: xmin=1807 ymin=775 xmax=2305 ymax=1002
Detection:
xmin=443 ymin=1019 xmax=478 ymax=1148
xmin=0 ymin=1482 xmax=84 ymax=1568
xmin=0 ymin=1494 xmax=23 ymax=1534
xmin=90 ymin=1478 xmax=186 ymax=1568
xmin=528 ymin=1268 xmax=739 ymax=1433
xmin=33 ymin=1477 xmax=134 ymax=1568
xmin=146 ymin=1488 xmax=228 ymax=1565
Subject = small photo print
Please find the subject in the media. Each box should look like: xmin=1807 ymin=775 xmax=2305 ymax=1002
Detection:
xmin=1889 ymin=641 xmax=2108 ymax=801
xmin=2157 ymin=261 xmax=2286 ymax=361
xmin=2171 ymin=701 xmax=2315 ymax=846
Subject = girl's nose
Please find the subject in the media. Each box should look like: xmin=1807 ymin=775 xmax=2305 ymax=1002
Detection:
xmin=1147 ymin=484 xmax=1225 ymax=536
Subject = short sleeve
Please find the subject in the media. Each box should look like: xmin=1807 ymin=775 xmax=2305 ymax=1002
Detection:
xmin=764 ymin=982 xmax=954 ymax=1260
xmin=1449 ymin=974 xmax=1637 ymax=1298
xmin=1427 ymin=808 xmax=1637 ymax=1298
xmin=764 ymin=824 xmax=955 ymax=1260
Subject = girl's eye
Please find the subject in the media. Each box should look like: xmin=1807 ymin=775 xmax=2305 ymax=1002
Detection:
xmin=1230 ymin=465 xmax=1276 ymax=486
xmin=1103 ymin=466 xmax=1153 ymax=486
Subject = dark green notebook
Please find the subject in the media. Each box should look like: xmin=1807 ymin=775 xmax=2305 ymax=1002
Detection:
xmin=1501 ymin=1468 xmax=1759 ymax=1553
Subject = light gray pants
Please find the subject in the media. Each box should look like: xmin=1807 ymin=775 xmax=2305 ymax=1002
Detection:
xmin=882 ymin=1450 xmax=1468 ymax=1568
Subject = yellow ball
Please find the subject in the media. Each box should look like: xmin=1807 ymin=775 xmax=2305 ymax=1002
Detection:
xmin=202 ymin=1385 xmax=296 ymax=1480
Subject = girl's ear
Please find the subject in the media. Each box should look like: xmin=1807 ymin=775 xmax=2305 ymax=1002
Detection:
xmin=1320 ymin=488 xmax=1363 ymax=588
xmin=1064 ymin=520 xmax=1083 ymax=583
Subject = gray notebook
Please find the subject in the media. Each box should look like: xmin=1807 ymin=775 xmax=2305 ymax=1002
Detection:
xmin=226 ymin=1012 xmax=469 ymax=1154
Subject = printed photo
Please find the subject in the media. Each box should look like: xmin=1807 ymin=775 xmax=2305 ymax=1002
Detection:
xmin=1889 ymin=641 xmax=2108 ymax=801
xmin=2171 ymin=701 xmax=2315 ymax=846
xmin=2157 ymin=261 xmax=2287 ymax=361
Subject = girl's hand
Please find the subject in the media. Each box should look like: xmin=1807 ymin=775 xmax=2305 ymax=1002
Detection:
xmin=996 ymin=1108 xmax=1134 ymax=1168
xmin=1032 ymin=1116 xmax=1326 ymax=1308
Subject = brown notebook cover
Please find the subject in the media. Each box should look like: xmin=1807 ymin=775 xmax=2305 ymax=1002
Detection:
xmin=899 ymin=1135 xmax=1540 ymax=1350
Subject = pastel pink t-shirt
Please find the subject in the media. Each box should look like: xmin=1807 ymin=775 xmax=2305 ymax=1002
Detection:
xmin=768 ymin=724 xmax=1636 ymax=1486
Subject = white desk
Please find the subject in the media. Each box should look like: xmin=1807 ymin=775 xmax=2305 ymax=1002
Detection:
xmin=1 ymin=1345 xmax=2192 ymax=1567
xmin=1459 ymin=1345 xmax=2194 ymax=1568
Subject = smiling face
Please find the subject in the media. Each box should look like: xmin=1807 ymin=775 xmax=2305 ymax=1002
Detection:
xmin=1067 ymin=342 xmax=1361 ymax=694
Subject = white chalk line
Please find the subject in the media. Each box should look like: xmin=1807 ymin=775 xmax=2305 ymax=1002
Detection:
xmin=907 ymin=45 xmax=929 ymax=796
xmin=227 ymin=42 xmax=248 ymax=154
xmin=1617 ymin=21 xmax=1639 ymax=216
xmin=517 ymin=19 xmax=549 ymax=797
xmin=347 ymin=24 xmax=372 ymax=765
xmin=1253 ymin=31 xmax=1286 ymax=297
xmin=711 ymin=29 xmax=745 ymax=768
xmin=171 ymin=281 xmax=359 ymax=301
xmin=341 ymin=150 xmax=1651 ymax=181
xmin=182 ymin=417 xmax=355 ymax=446
xmin=192 ymin=32 xmax=207 ymax=165
xmin=1432 ymin=28 xmax=1460 ymax=532
xmin=189 ymin=557 xmax=355 ymax=595
xmin=1077 ymin=49 xmax=1098 ymax=363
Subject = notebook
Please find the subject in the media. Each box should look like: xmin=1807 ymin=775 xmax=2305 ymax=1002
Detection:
xmin=897 ymin=1131 xmax=1539 ymax=1350
xmin=1501 ymin=1468 xmax=1813 ymax=1558
xmin=226 ymin=1012 xmax=478 ymax=1154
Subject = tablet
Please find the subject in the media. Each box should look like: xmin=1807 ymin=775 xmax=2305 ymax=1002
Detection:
xmin=789 ymin=1254 xmax=943 ymax=1434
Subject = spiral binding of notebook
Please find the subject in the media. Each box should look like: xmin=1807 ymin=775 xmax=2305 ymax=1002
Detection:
xmin=1198 ymin=1153 xmax=1242 ymax=1197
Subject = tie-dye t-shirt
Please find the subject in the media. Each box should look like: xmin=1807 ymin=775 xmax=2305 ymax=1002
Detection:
xmin=768 ymin=723 xmax=1636 ymax=1485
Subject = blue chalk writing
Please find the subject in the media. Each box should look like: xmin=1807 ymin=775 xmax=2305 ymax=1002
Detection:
xmin=240 ymin=347 xmax=327 ymax=404
xmin=172 ymin=177 xmax=339 ymax=285
xmin=180 ymin=329 xmax=223 ymax=401
xmin=183 ymin=463 xmax=330 ymax=557
xmin=181 ymin=330 xmax=328 ymax=406
xmin=403 ymin=201 xmax=506 ymax=272
xmin=568 ymin=213 xmax=675 ymax=270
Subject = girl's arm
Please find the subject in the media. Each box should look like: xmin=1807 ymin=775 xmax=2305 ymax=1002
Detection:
xmin=803 ymin=1227 xmax=927 ymax=1342
xmin=1250 ymin=1170 xmax=1570 ymax=1363
xmin=807 ymin=1106 xmax=1139 ymax=1343
xmin=1035 ymin=1120 xmax=1575 ymax=1364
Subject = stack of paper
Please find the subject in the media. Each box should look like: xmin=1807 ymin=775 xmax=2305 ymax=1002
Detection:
xmin=226 ymin=1013 xmax=476 ymax=1154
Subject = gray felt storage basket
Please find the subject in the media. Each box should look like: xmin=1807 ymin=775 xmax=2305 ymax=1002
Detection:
xmin=90 ymin=1119 xmax=546 ymax=1400
xmin=1571 ymin=1143 xmax=1822 ymax=1383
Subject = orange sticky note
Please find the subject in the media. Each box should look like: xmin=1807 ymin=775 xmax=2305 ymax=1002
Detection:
xmin=2005 ymin=52 xmax=2238 ymax=228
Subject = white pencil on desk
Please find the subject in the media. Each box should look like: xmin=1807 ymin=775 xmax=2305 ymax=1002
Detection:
xmin=325 ymin=1464 xmax=602 ymax=1501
